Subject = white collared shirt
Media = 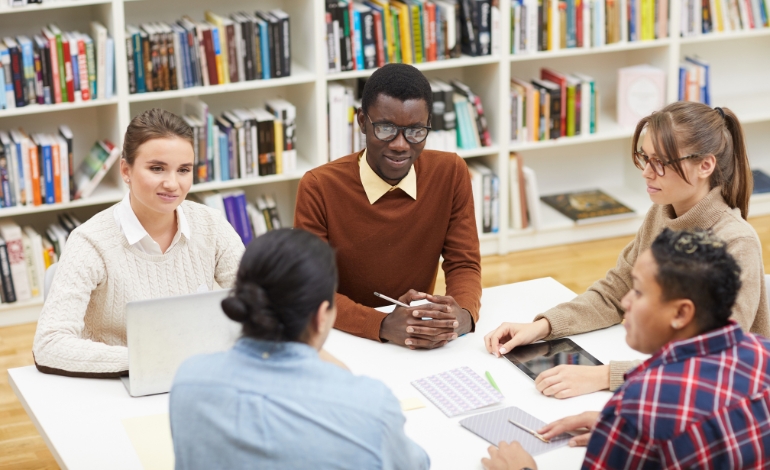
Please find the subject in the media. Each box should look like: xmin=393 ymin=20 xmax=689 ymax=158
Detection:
xmin=113 ymin=192 xmax=191 ymax=255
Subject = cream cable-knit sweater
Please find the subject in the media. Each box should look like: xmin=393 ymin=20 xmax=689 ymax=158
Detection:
xmin=32 ymin=200 xmax=245 ymax=376
xmin=536 ymin=186 xmax=769 ymax=391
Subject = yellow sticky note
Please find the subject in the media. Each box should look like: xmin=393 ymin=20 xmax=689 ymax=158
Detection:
xmin=122 ymin=413 xmax=174 ymax=470
xmin=400 ymin=397 xmax=426 ymax=411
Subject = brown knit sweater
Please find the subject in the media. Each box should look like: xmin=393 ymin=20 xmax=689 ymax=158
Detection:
xmin=536 ymin=186 xmax=770 ymax=390
xmin=294 ymin=150 xmax=482 ymax=341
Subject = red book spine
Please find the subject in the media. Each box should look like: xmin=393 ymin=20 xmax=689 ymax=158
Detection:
xmin=202 ymin=29 xmax=219 ymax=85
xmin=9 ymin=48 xmax=24 ymax=107
xmin=46 ymin=35 xmax=62 ymax=104
xmin=61 ymin=40 xmax=75 ymax=102
xmin=77 ymin=38 xmax=90 ymax=101
xmin=426 ymin=2 xmax=437 ymax=61
xmin=372 ymin=10 xmax=386 ymax=67
xmin=576 ymin=0 xmax=583 ymax=47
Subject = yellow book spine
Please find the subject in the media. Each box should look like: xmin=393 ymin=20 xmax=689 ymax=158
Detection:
xmin=379 ymin=1 xmax=396 ymax=62
xmin=218 ymin=26 xmax=230 ymax=84
xmin=411 ymin=5 xmax=424 ymax=63
xmin=532 ymin=90 xmax=540 ymax=141
xmin=714 ymin=0 xmax=725 ymax=31
xmin=396 ymin=3 xmax=413 ymax=63
xmin=641 ymin=0 xmax=654 ymax=39
xmin=274 ymin=121 xmax=283 ymax=175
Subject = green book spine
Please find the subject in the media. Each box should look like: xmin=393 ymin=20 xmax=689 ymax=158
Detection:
xmin=566 ymin=84 xmax=575 ymax=137
xmin=55 ymin=34 xmax=68 ymax=102
xmin=85 ymin=40 xmax=97 ymax=99
xmin=410 ymin=4 xmax=423 ymax=63
xmin=391 ymin=7 xmax=402 ymax=63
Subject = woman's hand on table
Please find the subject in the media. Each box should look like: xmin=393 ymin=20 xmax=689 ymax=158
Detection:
xmin=538 ymin=411 xmax=599 ymax=447
xmin=481 ymin=441 xmax=537 ymax=470
xmin=483 ymin=319 xmax=552 ymax=357
xmin=535 ymin=364 xmax=610 ymax=399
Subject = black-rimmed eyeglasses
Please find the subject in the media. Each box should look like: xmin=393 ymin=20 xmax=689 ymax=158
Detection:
xmin=366 ymin=114 xmax=431 ymax=144
xmin=633 ymin=151 xmax=702 ymax=177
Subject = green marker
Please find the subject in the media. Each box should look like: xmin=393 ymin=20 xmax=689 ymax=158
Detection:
xmin=485 ymin=371 xmax=501 ymax=392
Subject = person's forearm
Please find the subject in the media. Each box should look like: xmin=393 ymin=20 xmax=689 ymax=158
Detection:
xmin=333 ymin=292 xmax=388 ymax=341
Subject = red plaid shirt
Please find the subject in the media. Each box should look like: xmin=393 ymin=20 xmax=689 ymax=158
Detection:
xmin=583 ymin=321 xmax=770 ymax=469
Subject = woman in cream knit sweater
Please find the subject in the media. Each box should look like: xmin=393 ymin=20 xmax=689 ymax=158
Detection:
xmin=32 ymin=109 xmax=245 ymax=377
xmin=484 ymin=102 xmax=769 ymax=397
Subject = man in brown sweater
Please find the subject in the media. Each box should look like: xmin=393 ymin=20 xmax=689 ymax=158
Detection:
xmin=294 ymin=64 xmax=481 ymax=347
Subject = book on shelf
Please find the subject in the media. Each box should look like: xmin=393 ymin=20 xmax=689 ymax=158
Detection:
xmin=467 ymin=161 xmax=499 ymax=234
xmin=197 ymin=190 xmax=283 ymax=243
xmin=72 ymin=139 xmax=119 ymax=201
xmin=541 ymin=188 xmax=635 ymax=224
xmin=752 ymin=169 xmax=770 ymax=194
xmin=325 ymin=0 xmax=494 ymax=74
xmin=617 ymin=64 xmax=665 ymax=128
xmin=125 ymin=9 xmax=292 ymax=95
xmin=511 ymin=70 xmax=597 ymax=143
xmin=678 ymin=56 xmax=711 ymax=104
xmin=0 ymin=23 xmax=113 ymax=110
xmin=507 ymin=154 xmax=542 ymax=231
xmin=510 ymin=0 xmax=668 ymax=54
xmin=681 ymin=0 xmax=768 ymax=36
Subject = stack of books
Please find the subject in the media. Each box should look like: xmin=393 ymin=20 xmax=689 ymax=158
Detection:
xmin=678 ymin=56 xmax=710 ymax=104
xmin=680 ymin=0 xmax=769 ymax=35
xmin=510 ymin=69 xmax=597 ymax=143
xmin=467 ymin=161 xmax=499 ymax=234
xmin=511 ymin=0 xmax=668 ymax=53
xmin=508 ymin=153 xmax=540 ymax=229
xmin=0 ymin=126 xmax=119 ymax=208
xmin=328 ymin=78 xmax=490 ymax=159
xmin=0 ymin=23 xmax=114 ymax=110
xmin=125 ymin=10 xmax=291 ymax=94
xmin=0 ymin=217 xmax=80 ymax=305
xmin=325 ymin=0 xmax=499 ymax=73
xmin=181 ymin=98 xmax=298 ymax=185
xmin=197 ymin=191 xmax=283 ymax=245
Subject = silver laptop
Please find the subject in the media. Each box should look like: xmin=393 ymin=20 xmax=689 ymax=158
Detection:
xmin=121 ymin=289 xmax=242 ymax=397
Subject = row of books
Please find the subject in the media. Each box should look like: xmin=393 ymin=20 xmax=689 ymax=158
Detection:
xmin=126 ymin=10 xmax=291 ymax=94
xmin=678 ymin=56 xmax=710 ymax=104
xmin=468 ymin=161 xmax=499 ymax=234
xmin=197 ymin=191 xmax=283 ymax=246
xmin=681 ymin=0 xmax=769 ymax=35
xmin=179 ymin=98 xmax=297 ymax=184
xmin=0 ymin=218 xmax=77 ymax=304
xmin=510 ymin=68 xmax=598 ymax=143
xmin=0 ymin=126 xmax=120 ymax=208
xmin=0 ymin=23 xmax=114 ymax=110
xmin=325 ymin=0 xmax=499 ymax=73
xmin=511 ymin=0 xmax=669 ymax=54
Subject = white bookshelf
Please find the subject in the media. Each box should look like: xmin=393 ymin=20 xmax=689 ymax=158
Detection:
xmin=1 ymin=0 xmax=769 ymax=325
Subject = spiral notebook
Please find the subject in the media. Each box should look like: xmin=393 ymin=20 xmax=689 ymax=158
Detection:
xmin=411 ymin=366 xmax=504 ymax=417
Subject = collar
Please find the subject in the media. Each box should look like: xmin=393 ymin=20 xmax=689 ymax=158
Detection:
xmin=358 ymin=149 xmax=417 ymax=204
xmin=627 ymin=321 xmax=744 ymax=378
xmin=114 ymin=192 xmax=191 ymax=246
xmin=663 ymin=186 xmax=729 ymax=231
xmin=234 ymin=337 xmax=319 ymax=361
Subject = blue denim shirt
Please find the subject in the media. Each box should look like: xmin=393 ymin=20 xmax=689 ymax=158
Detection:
xmin=170 ymin=338 xmax=430 ymax=470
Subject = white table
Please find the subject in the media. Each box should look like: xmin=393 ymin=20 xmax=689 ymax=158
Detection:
xmin=10 ymin=278 xmax=647 ymax=469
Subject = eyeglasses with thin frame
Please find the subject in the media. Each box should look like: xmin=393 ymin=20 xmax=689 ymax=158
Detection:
xmin=633 ymin=150 xmax=702 ymax=177
xmin=366 ymin=114 xmax=431 ymax=144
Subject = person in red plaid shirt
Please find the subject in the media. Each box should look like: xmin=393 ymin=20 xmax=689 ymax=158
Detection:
xmin=482 ymin=227 xmax=770 ymax=470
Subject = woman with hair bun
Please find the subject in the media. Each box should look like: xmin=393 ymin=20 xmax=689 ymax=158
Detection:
xmin=169 ymin=228 xmax=429 ymax=470
xmin=33 ymin=108 xmax=244 ymax=377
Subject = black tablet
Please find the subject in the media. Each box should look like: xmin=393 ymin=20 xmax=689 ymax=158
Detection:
xmin=502 ymin=338 xmax=603 ymax=380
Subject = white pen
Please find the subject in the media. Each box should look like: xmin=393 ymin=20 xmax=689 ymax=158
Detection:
xmin=374 ymin=292 xmax=410 ymax=308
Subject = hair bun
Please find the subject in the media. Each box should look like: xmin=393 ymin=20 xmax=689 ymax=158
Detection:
xmin=222 ymin=284 xmax=276 ymax=325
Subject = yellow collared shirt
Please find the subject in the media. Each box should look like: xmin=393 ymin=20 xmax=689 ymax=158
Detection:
xmin=359 ymin=149 xmax=417 ymax=205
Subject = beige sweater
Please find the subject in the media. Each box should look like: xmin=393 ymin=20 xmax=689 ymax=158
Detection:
xmin=536 ymin=187 xmax=769 ymax=390
xmin=32 ymin=201 xmax=245 ymax=377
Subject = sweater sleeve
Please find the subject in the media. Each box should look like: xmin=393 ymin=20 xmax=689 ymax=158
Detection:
xmin=535 ymin=236 xmax=641 ymax=339
xmin=32 ymin=231 xmax=125 ymax=377
xmin=726 ymin=235 xmax=767 ymax=335
xmin=214 ymin=213 xmax=245 ymax=289
xmin=294 ymin=172 xmax=388 ymax=341
xmin=442 ymin=157 xmax=482 ymax=325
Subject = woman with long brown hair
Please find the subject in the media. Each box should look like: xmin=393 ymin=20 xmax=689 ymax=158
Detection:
xmin=484 ymin=101 xmax=769 ymax=398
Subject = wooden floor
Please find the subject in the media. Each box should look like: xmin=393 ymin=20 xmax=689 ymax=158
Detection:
xmin=4 ymin=215 xmax=770 ymax=469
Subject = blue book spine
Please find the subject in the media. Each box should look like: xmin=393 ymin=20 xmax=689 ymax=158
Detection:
xmin=0 ymin=163 xmax=10 ymax=207
xmin=219 ymin=133 xmax=229 ymax=181
xmin=105 ymin=36 xmax=114 ymax=99
xmin=227 ymin=128 xmax=236 ymax=179
xmin=179 ymin=30 xmax=190 ymax=88
xmin=43 ymin=143 xmax=54 ymax=204
xmin=222 ymin=194 xmax=242 ymax=240
xmin=258 ymin=21 xmax=271 ymax=79
xmin=629 ymin=0 xmax=636 ymax=41
xmin=70 ymin=45 xmax=80 ymax=92
xmin=234 ymin=193 xmax=253 ymax=245
xmin=1 ymin=48 xmax=12 ymax=105
xmin=133 ymin=33 xmax=145 ymax=93
xmin=14 ymin=140 xmax=24 ymax=198
xmin=19 ymin=39 xmax=35 ymax=101
xmin=678 ymin=66 xmax=686 ymax=101
xmin=207 ymin=114 xmax=215 ymax=180
xmin=566 ymin=0 xmax=577 ymax=47
xmin=435 ymin=7 xmax=444 ymax=60
xmin=352 ymin=10 xmax=365 ymax=70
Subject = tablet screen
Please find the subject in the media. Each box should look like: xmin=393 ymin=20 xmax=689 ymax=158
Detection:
xmin=502 ymin=338 xmax=603 ymax=380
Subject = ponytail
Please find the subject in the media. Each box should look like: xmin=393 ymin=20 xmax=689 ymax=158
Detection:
xmin=721 ymin=108 xmax=752 ymax=219
xmin=631 ymin=102 xmax=752 ymax=220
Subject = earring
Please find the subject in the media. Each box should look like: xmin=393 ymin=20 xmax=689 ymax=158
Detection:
xmin=672 ymin=322 xmax=680 ymax=329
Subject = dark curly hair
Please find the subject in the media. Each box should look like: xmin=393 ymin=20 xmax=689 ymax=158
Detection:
xmin=361 ymin=63 xmax=433 ymax=117
xmin=650 ymin=228 xmax=741 ymax=333
xmin=221 ymin=229 xmax=338 ymax=342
